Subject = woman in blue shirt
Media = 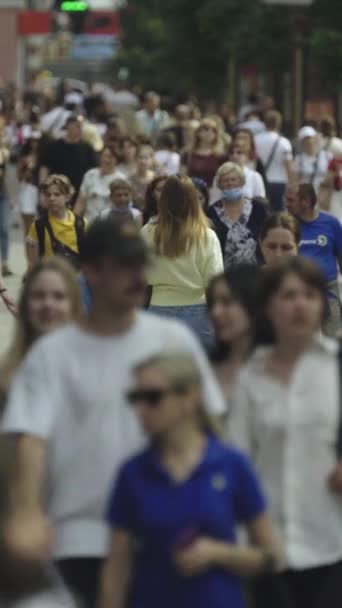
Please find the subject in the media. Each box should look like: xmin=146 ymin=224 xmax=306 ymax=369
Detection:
xmin=98 ymin=352 xmax=279 ymax=608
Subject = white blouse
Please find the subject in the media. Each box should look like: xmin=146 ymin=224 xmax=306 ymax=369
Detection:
xmin=80 ymin=168 xmax=126 ymax=221
xmin=228 ymin=337 xmax=342 ymax=570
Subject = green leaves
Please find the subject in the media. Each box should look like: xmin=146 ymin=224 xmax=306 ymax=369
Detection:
xmin=117 ymin=0 xmax=342 ymax=99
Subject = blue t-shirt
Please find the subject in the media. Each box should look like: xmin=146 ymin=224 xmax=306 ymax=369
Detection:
xmin=299 ymin=212 xmax=342 ymax=282
xmin=107 ymin=437 xmax=267 ymax=608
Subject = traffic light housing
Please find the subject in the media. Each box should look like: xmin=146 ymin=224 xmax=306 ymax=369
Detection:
xmin=54 ymin=0 xmax=89 ymax=34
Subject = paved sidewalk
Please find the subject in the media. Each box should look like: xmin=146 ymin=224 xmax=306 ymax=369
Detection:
xmin=0 ymin=227 xmax=26 ymax=356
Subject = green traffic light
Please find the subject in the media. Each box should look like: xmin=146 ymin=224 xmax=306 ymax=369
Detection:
xmin=61 ymin=1 xmax=88 ymax=11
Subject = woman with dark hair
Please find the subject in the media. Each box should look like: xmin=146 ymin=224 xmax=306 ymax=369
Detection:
xmin=143 ymin=175 xmax=168 ymax=225
xmin=229 ymin=256 xmax=342 ymax=608
xmin=232 ymin=128 xmax=266 ymax=183
xmin=259 ymin=212 xmax=300 ymax=266
xmin=141 ymin=176 xmax=223 ymax=346
xmin=98 ymin=351 xmax=278 ymax=608
xmin=191 ymin=177 xmax=210 ymax=214
xmin=207 ymin=264 xmax=260 ymax=403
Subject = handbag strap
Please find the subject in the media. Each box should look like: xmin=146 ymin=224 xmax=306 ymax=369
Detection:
xmin=336 ymin=342 xmax=342 ymax=459
xmin=264 ymin=136 xmax=281 ymax=174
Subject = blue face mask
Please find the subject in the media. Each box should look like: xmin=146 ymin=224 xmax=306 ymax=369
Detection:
xmin=222 ymin=187 xmax=244 ymax=202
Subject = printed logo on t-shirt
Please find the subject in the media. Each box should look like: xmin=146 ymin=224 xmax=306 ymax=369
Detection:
xmin=300 ymin=235 xmax=328 ymax=248
xmin=317 ymin=235 xmax=328 ymax=247
xmin=211 ymin=474 xmax=227 ymax=491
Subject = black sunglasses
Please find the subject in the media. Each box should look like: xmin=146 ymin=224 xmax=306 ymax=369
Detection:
xmin=126 ymin=388 xmax=171 ymax=407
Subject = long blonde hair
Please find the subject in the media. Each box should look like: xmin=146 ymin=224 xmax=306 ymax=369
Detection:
xmin=0 ymin=257 xmax=81 ymax=402
xmin=135 ymin=351 xmax=223 ymax=437
xmin=192 ymin=117 xmax=226 ymax=155
xmin=154 ymin=176 xmax=209 ymax=258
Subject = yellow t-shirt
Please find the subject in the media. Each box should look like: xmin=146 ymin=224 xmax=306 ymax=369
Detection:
xmin=27 ymin=210 xmax=86 ymax=256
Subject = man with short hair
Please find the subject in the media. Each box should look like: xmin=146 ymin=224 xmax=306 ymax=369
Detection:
xmin=286 ymin=182 xmax=342 ymax=335
xmin=39 ymin=115 xmax=97 ymax=193
xmin=3 ymin=219 xmax=225 ymax=608
xmin=135 ymin=92 xmax=170 ymax=142
xmin=255 ymin=110 xmax=293 ymax=211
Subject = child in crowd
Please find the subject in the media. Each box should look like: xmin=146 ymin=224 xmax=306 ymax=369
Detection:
xmin=100 ymin=178 xmax=142 ymax=228
xmin=26 ymin=174 xmax=86 ymax=270
xmin=131 ymin=145 xmax=155 ymax=210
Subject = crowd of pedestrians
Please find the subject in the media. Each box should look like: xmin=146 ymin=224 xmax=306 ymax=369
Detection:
xmin=0 ymin=81 xmax=342 ymax=607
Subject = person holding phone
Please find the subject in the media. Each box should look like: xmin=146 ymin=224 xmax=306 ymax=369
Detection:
xmin=98 ymin=351 xmax=278 ymax=608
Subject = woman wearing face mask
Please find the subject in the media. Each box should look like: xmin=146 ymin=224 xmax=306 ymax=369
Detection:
xmin=229 ymin=256 xmax=342 ymax=608
xmin=207 ymin=162 xmax=268 ymax=267
xmin=98 ymin=351 xmax=279 ymax=608
xmin=207 ymin=265 xmax=260 ymax=403
xmin=0 ymin=257 xmax=81 ymax=408
xmin=259 ymin=213 xmax=300 ymax=267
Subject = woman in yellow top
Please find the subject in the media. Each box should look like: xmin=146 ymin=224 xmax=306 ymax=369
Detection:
xmin=27 ymin=174 xmax=87 ymax=271
xmin=141 ymin=176 xmax=223 ymax=347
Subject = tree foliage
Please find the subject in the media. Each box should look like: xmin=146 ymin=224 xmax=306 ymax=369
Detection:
xmin=116 ymin=0 xmax=342 ymax=100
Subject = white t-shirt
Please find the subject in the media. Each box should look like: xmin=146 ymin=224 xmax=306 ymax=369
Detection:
xmin=154 ymin=150 xmax=180 ymax=175
xmin=255 ymin=131 xmax=293 ymax=183
xmin=80 ymin=168 xmax=126 ymax=221
xmin=2 ymin=313 xmax=225 ymax=560
xmin=243 ymin=166 xmax=266 ymax=200
xmin=294 ymin=151 xmax=331 ymax=193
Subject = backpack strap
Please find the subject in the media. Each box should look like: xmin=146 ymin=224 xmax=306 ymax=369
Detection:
xmin=336 ymin=342 xmax=342 ymax=459
xmin=264 ymin=136 xmax=281 ymax=174
xmin=35 ymin=217 xmax=47 ymax=257
xmin=74 ymin=214 xmax=86 ymax=253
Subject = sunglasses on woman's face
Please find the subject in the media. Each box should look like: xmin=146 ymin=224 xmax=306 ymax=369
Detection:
xmin=126 ymin=388 xmax=172 ymax=408
xmin=201 ymin=125 xmax=216 ymax=132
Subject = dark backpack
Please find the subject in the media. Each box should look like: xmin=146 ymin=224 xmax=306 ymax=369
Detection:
xmin=35 ymin=213 xmax=85 ymax=269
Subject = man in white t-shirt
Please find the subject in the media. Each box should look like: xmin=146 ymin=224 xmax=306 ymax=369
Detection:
xmin=2 ymin=219 xmax=225 ymax=608
xmin=255 ymin=110 xmax=293 ymax=211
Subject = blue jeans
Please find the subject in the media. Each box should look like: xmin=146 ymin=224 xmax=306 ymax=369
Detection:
xmin=0 ymin=194 xmax=9 ymax=261
xmin=268 ymin=182 xmax=286 ymax=212
xmin=149 ymin=304 xmax=213 ymax=349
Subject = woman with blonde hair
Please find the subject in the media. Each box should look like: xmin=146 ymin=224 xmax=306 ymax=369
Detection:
xmin=0 ymin=256 xmax=81 ymax=408
xmin=141 ymin=176 xmax=223 ymax=346
xmin=208 ymin=162 xmax=268 ymax=267
xmin=99 ymin=351 xmax=279 ymax=608
xmin=181 ymin=118 xmax=228 ymax=186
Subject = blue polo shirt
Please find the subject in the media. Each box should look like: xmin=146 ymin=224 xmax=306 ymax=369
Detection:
xmin=107 ymin=437 xmax=267 ymax=608
xmin=299 ymin=212 xmax=342 ymax=282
